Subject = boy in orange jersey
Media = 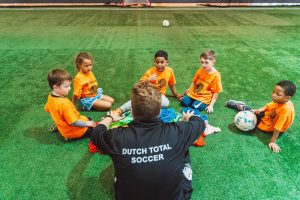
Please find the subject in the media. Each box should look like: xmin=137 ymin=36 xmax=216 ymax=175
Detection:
xmin=226 ymin=80 xmax=296 ymax=153
xmin=45 ymin=69 xmax=95 ymax=140
xmin=181 ymin=50 xmax=222 ymax=114
xmin=114 ymin=50 xmax=183 ymax=115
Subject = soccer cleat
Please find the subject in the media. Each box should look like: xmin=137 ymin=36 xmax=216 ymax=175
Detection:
xmin=193 ymin=135 xmax=205 ymax=147
xmin=226 ymin=100 xmax=247 ymax=111
xmin=49 ymin=124 xmax=58 ymax=133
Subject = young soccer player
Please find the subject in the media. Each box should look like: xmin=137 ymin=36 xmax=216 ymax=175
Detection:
xmin=181 ymin=50 xmax=222 ymax=113
xmin=45 ymin=69 xmax=95 ymax=139
xmin=72 ymin=52 xmax=114 ymax=111
xmin=226 ymin=80 xmax=296 ymax=153
xmin=113 ymin=50 xmax=183 ymax=115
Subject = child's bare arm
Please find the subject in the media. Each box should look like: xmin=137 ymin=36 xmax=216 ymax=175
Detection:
xmin=169 ymin=84 xmax=183 ymax=100
xmin=252 ymin=106 xmax=266 ymax=114
xmin=72 ymin=95 xmax=79 ymax=105
xmin=205 ymin=93 xmax=219 ymax=113
xmin=269 ymin=129 xmax=281 ymax=153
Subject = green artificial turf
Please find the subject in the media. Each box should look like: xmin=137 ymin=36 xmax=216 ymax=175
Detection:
xmin=0 ymin=7 xmax=299 ymax=200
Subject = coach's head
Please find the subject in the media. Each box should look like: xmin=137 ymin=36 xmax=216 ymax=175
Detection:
xmin=131 ymin=81 xmax=161 ymax=120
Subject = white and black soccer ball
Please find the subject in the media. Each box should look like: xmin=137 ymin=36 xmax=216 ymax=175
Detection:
xmin=162 ymin=20 xmax=170 ymax=27
xmin=234 ymin=110 xmax=257 ymax=131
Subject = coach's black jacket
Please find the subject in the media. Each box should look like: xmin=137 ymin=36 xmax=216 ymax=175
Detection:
xmin=91 ymin=116 xmax=205 ymax=200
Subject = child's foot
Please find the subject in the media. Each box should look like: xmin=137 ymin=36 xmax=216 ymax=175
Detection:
xmin=203 ymin=124 xmax=221 ymax=136
xmin=111 ymin=108 xmax=123 ymax=117
xmin=193 ymin=135 xmax=205 ymax=147
xmin=226 ymin=100 xmax=247 ymax=111
xmin=49 ymin=124 xmax=58 ymax=133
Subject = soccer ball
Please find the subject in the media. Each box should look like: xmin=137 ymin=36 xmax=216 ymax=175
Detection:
xmin=162 ymin=20 xmax=170 ymax=27
xmin=234 ymin=111 xmax=257 ymax=131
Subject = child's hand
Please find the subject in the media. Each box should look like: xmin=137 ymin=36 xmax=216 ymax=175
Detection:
xmin=205 ymin=105 xmax=214 ymax=113
xmin=109 ymin=111 xmax=125 ymax=122
xmin=175 ymin=93 xmax=184 ymax=101
xmin=86 ymin=121 xmax=96 ymax=127
xmin=148 ymin=74 xmax=158 ymax=82
xmin=252 ymin=109 xmax=261 ymax=114
xmin=269 ymin=142 xmax=281 ymax=153
xmin=182 ymin=110 xmax=194 ymax=121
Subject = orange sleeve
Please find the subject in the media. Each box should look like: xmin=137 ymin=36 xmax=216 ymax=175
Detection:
xmin=168 ymin=68 xmax=176 ymax=86
xmin=61 ymin=102 xmax=81 ymax=125
xmin=73 ymin=75 xmax=82 ymax=98
xmin=44 ymin=103 xmax=49 ymax=112
xmin=192 ymin=70 xmax=200 ymax=84
xmin=210 ymin=74 xmax=223 ymax=93
xmin=274 ymin=109 xmax=291 ymax=132
xmin=140 ymin=69 xmax=151 ymax=81
xmin=140 ymin=68 xmax=156 ymax=84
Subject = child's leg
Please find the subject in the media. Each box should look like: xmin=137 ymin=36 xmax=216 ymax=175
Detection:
xmin=161 ymin=95 xmax=169 ymax=107
xmin=191 ymin=100 xmax=208 ymax=112
xmin=204 ymin=121 xmax=221 ymax=136
xmin=101 ymin=95 xmax=115 ymax=104
xmin=226 ymin=100 xmax=251 ymax=111
xmin=181 ymin=95 xmax=194 ymax=107
xmin=119 ymin=100 xmax=132 ymax=113
xmin=92 ymin=99 xmax=113 ymax=111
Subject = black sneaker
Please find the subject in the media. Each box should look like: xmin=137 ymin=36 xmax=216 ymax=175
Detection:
xmin=49 ymin=124 xmax=58 ymax=133
xmin=226 ymin=100 xmax=246 ymax=111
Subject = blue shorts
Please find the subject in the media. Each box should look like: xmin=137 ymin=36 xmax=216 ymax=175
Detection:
xmin=79 ymin=88 xmax=103 ymax=111
xmin=181 ymin=95 xmax=208 ymax=112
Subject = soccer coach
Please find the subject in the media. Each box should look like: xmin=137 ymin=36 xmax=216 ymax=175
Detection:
xmin=91 ymin=80 xmax=205 ymax=200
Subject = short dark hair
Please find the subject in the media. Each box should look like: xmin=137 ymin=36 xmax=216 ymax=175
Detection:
xmin=276 ymin=80 xmax=296 ymax=97
xmin=200 ymin=50 xmax=216 ymax=61
xmin=47 ymin=69 xmax=72 ymax=89
xmin=131 ymin=81 xmax=161 ymax=121
xmin=154 ymin=50 xmax=168 ymax=60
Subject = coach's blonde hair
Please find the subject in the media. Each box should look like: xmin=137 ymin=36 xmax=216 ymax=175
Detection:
xmin=131 ymin=81 xmax=161 ymax=120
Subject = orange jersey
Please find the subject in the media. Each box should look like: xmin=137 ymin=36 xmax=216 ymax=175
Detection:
xmin=186 ymin=67 xmax=222 ymax=104
xmin=73 ymin=71 xmax=98 ymax=98
xmin=44 ymin=93 xmax=88 ymax=139
xmin=140 ymin=66 xmax=176 ymax=95
xmin=258 ymin=101 xmax=295 ymax=133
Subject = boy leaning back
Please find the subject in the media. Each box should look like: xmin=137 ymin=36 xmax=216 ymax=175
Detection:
xmin=180 ymin=50 xmax=222 ymax=114
xmin=227 ymin=80 xmax=296 ymax=153
xmin=44 ymin=69 xmax=95 ymax=139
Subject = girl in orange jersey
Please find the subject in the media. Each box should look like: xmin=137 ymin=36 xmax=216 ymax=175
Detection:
xmin=72 ymin=52 xmax=114 ymax=111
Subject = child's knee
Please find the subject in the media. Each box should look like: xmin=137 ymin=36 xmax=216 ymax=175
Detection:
xmin=191 ymin=101 xmax=207 ymax=112
xmin=110 ymin=98 xmax=115 ymax=104
xmin=181 ymin=96 xmax=191 ymax=107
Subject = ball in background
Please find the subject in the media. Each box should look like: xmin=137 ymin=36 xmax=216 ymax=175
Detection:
xmin=162 ymin=20 xmax=170 ymax=27
xmin=234 ymin=110 xmax=257 ymax=131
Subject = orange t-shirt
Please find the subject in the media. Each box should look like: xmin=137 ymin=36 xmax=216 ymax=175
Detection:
xmin=140 ymin=66 xmax=176 ymax=95
xmin=73 ymin=71 xmax=98 ymax=99
xmin=186 ymin=67 xmax=222 ymax=104
xmin=44 ymin=93 xmax=88 ymax=139
xmin=257 ymin=101 xmax=295 ymax=133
